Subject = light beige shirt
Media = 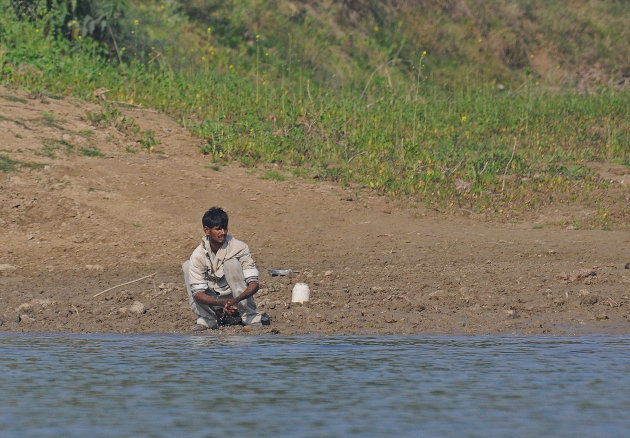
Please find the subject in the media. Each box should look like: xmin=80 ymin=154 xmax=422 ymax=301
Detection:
xmin=188 ymin=235 xmax=259 ymax=297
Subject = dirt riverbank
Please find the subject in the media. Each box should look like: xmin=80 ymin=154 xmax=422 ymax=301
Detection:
xmin=1 ymin=86 xmax=629 ymax=335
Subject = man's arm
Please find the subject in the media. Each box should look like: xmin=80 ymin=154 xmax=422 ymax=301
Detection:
xmin=223 ymin=281 xmax=259 ymax=314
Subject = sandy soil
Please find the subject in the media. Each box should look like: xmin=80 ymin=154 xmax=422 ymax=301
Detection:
xmin=1 ymin=86 xmax=629 ymax=336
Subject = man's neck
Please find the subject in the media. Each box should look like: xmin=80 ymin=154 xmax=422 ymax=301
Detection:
xmin=208 ymin=238 xmax=222 ymax=254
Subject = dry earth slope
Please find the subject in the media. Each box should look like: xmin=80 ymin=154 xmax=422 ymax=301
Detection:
xmin=1 ymin=86 xmax=629 ymax=335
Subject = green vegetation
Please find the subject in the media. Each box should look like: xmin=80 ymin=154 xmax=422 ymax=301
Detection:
xmin=80 ymin=146 xmax=105 ymax=157
xmin=260 ymin=170 xmax=286 ymax=181
xmin=39 ymin=137 xmax=74 ymax=158
xmin=1 ymin=94 xmax=27 ymax=103
xmin=0 ymin=154 xmax=19 ymax=172
xmin=0 ymin=153 xmax=44 ymax=172
xmin=1 ymin=0 xmax=629 ymax=223
xmin=139 ymin=129 xmax=160 ymax=151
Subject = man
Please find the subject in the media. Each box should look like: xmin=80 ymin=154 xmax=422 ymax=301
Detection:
xmin=182 ymin=207 xmax=270 ymax=330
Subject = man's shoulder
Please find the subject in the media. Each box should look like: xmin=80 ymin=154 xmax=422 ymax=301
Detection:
xmin=190 ymin=241 xmax=208 ymax=261
xmin=226 ymin=235 xmax=248 ymax=248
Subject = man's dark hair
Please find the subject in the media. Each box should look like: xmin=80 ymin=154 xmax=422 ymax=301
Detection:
xmin=202 ymin=207 xmax=229 ymax=229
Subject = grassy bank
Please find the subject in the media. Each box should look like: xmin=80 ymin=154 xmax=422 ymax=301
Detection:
xmin=1 ymin=0 xmax=629 ymax=227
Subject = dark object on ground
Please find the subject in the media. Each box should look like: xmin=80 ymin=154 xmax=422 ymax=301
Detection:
xmin=268 ymin=269 xmax=299 ymax=276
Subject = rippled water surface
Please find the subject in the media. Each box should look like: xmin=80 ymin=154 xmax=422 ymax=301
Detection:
xmin=1 ymin=334 xmax=629 ymax=437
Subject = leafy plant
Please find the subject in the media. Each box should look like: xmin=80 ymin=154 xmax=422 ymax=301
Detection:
xmin=139 ymin=129 xmax=160 ymax=151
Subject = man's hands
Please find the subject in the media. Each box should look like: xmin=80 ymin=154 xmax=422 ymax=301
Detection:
xmin=194 ymin=280 xmax=259 ymax=316
xmin=223 ymin=298 xmax=239 ymax=315
xmin=194 ymin=291 xmax=238 ymax=313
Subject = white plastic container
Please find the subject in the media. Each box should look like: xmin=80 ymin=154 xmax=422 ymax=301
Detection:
xmin=291 ymin=283 xmax=310 ymax=303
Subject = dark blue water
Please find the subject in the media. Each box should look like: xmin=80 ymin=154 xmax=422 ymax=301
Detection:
xmin=1 ymin=334 xmax=629 ymax=437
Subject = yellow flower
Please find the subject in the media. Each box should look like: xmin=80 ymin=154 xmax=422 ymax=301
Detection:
xmin=229 ymin=64 xmax=234 ymax=69
xmin=256 ymin=34 xmax=260 ymax=39
xmin=461 ymin=115 xmax=467 ymax=122
xmin=134 ymin=19 xmax=139 ymax=26
xmin=207 ymin=27 xmax=212 ymax=33
xmin=374 ymin=26 xmax=379 ymax=32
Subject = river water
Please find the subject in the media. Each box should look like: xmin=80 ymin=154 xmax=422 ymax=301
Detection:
xmin=1 ymin=334 xmax=629 ymax=437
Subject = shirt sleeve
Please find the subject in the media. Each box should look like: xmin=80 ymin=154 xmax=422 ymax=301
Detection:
xmin=188 ymin=247 xmax=208 ymax=296
xmin=236 ymin=245 xmax=259 ymax=284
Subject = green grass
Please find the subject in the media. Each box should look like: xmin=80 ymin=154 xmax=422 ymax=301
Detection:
xmin=38 ymin=138 xmax=74 ymax=158
xmin=0 ymin=154 xmax=44 ymax=172
xmin=39 ymin=111 xmax=66 ymax=130
xmin=1 ymin=0 xmax=629 ymax=226
xmin=1 ymin=94 xmax=27 ymax=103
xmin=0 ymin=154 xmax=18 ymax=172
xmin=139 ymin=129 xmax=160 ymax=151
xmin=80 ymin=146 xmax=105 ymax=157
xmin=260 ymin=170 xmax=286 ymax=181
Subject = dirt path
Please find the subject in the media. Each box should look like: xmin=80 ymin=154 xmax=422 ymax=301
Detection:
xmin=1 ymin=86 xmax=629 ymax=335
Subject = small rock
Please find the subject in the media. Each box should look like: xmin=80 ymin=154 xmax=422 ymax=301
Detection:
xmin=580 ymin=295 xmax=598 ymax=306
xmin=18 ymin=314 xmax=35 ymax=323
xmin=0 ymin=264 xmax=17 ymax=276
xmin=384 ymin=313 xmax=397 ymax=323
xmin=323 ymin=270 xmax=333 ymax=276
xmin=625 ymin=263 xmax=630 ymax=270
xmin=130 ymin=301 xmax=146 ymax=315
xmin=85 ymin=264 xmax=105 ymax=272
xmin=16 ymin=303 xmax=33 ymax=313
xmin=575 ymin=269 xmax=597 ymax=281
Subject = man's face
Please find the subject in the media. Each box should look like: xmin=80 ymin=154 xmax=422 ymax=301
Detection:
xmin=204 ymin=225 xmax=227 ymax=246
